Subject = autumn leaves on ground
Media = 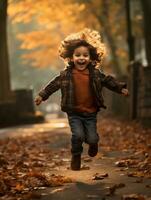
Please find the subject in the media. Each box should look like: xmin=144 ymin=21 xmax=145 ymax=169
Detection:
xmin=0 ymin=117 xmax=151 ymax=200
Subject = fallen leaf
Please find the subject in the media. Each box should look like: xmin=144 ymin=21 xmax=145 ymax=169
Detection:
xmin=23 ymin=192 xmax=41 ymax=199
xmin=133 ymin=178 xmax=143 ymax=183
xmin=127 ymin=172 xmax=144 ymax=178
xmin=14 ymin=183 xmax=25 ymax=192
xmin=87 ymin=194 xmax=99 ymax=198
xmin=92 ymin=173 xmax=108 ymax=180
xmin=146 ymin=184 xmax=151 ymax=188
xmin=122 ymin=194 xmax=146 ymax=200
xmin=83 ymin=157 xmax=92 ymax=162
xmin=115 ymin=160 xmax=127 ymax=167
xmin=81 ymin=165 xmax=90 ymax=170
xmin=106 ymin=183 xmax=125 ymax=196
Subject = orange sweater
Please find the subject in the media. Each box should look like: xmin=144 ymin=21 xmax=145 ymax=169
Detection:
xmin=72 ymin=68 xmax=97 ymax=113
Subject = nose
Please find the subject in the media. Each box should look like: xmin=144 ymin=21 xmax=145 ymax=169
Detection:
xmin=79 ymin=55 xmax=85 ymax=59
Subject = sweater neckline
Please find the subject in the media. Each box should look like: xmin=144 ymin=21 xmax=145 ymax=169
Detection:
xmin=72 ymin=68 xmax=89 ymax=75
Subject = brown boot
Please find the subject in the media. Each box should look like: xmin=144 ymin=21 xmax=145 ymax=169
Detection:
xmin=71 ymin=154 xmax=81 ymax=170
xmin=88 ymin=143 xmax=98 ymax=157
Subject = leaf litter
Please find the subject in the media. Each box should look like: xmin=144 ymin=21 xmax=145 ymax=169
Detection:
xmin=0 ymin=117 xmax=151 ymax=199
xmin=98 ymin=117 xmax=151 ymax=178
xmin=0 ymin=132 xmax=72 ymax=199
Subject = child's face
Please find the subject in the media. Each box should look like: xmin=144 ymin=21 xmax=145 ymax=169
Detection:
xmin=72 ymin=46 xmax=91 ymax=71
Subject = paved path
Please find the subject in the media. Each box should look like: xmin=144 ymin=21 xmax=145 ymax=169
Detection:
xmin=0 ymin=117 xmax=151 ymax=200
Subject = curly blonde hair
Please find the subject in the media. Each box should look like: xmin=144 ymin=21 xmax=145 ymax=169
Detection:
xmin=59 ymin=28 xmax=106 ymax=67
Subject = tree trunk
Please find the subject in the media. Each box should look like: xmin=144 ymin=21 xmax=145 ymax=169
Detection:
xmin=100 ymin=21 xmax=122 ymax=75
xmin=0 ymin=0 xmax=12 ymax=102
xmin=141 ymin=0 xmax=151 ymax=65
xmin=89 ymin=0 xmax=122 ymax=75
xmin=125 ymin=0 xmax=135 ymax=62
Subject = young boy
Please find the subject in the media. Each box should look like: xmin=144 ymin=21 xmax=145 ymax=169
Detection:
xmin=35 ymin=28 xmax=129 ymax=171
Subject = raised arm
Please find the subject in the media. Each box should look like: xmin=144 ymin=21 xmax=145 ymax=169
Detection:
xmin=38 ymin=74 xmax=61 ymax=101
xmin=99 ymin=71 xmax=127 ymax=94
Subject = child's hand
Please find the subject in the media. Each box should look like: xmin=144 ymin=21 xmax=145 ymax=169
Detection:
xmin=121 ymin=88 xmax=129 ymax=96
xmin=34 ymin=95 xmax=43 ymax=105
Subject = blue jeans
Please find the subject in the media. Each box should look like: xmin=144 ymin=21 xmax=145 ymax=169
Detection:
xmin=67 ymin=112 xmax=99 ymax=155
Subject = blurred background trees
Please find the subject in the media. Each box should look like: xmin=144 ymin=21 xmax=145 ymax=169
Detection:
xmin=8 ymin=0 xmax=130 ymax=75
xmin=7 ymin=0 xmax=147 ymax=83
xmin=0 ymin=0 xmax=12 ymax=102
xmin=141 ymin=0 xmax=151 ymax=65
xmin=0 ymin=0 xmax=151 ymax=125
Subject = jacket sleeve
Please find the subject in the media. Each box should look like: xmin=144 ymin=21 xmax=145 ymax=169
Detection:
xmin=38 ymin=74 xmax=61 ymax=101
xmin=99 ymin=71 xmax=127 ymax=93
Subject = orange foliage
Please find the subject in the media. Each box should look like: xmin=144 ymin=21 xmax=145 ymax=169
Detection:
xmin=8 ymin=0 xmax=129 ymax=70
xmin=8 ymin=0 xmax=87 ymax=68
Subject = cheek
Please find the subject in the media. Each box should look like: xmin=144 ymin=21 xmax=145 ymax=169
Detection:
xmin=73 ymin=58 xmax=78 ymax=62
xmin=86 ymin=58 xmax=91 ymax=62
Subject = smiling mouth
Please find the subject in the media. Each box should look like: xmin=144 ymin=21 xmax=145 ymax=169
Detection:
xmin=77 ymin=61 xmax=87 ymax=65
